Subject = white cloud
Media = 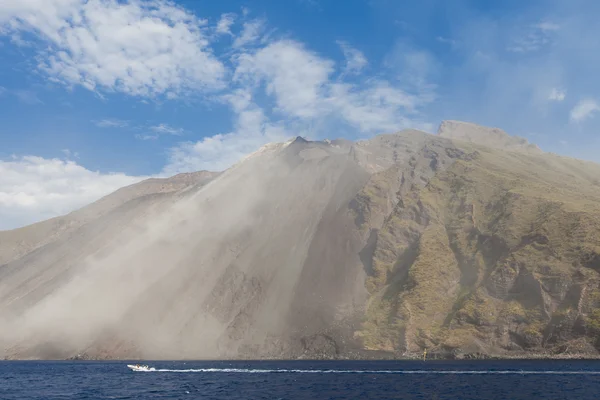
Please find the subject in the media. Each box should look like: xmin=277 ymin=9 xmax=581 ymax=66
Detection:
xmin=236 ymin=39 xmax=431 ymax=135
xmin=570 ymin=99 xmax=600 ymax=122
xmin=0 ymin=0 xmax=226 ymax=99
xmin=549 ymin=88 xmax=566 ymax=101
xmin=327 ymin=81 xmax=431 ymax=133
xmin=0 ymin=155 xmax=146 ymax=230
xmin=94 ymin=118 xmax=129 ymax=128
xmin=337 ymin=40 xmax=367 ymax=74
xmin=216 ymin=12 xmax=235 ymax=35
xmin=163 ymin=89 xmax=289 ymax=174
xmin=232 ymin=19 xmax=265 ymax=48
xmin=235 ymin=39 xmax=427 ymax=129
xmin=150 ymin=123 xmax=184 ymax=135
xmin=234 ymin=40 xmax=334 ymax=118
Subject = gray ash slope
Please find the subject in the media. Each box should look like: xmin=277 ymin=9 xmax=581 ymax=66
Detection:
xmin=3 ymin=121 xmax=600 ymax=360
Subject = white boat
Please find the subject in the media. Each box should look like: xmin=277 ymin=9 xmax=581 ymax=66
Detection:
xmin=127 ymin=364 xmax=153 ymax=372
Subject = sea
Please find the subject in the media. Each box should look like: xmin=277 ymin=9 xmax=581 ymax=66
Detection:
xmin=2 ymin=360 xmax=600 ymax=399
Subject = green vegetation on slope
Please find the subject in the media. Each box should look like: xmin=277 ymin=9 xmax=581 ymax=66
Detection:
xmin=357 ymin=141 xmax=600 ymax=357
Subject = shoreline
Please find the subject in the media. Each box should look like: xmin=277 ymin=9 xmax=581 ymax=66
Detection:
xmin=4 ymin=352 xmax=600 ymax=362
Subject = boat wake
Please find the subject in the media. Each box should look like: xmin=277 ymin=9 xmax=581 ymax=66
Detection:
xmin=130 ymin=367 xmax=600 ymax=375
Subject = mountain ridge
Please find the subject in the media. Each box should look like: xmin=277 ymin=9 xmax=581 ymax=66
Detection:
xmin=3 ymin=120 xmax=600 ymax=360
xmin=437 ymin=120 xmax=543 ymax=154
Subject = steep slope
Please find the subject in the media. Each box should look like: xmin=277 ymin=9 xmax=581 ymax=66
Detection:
xmin=357 ymin=141 xmax=600 ymax=358
xmin=3 ymin=120 xmax=600 ymax=360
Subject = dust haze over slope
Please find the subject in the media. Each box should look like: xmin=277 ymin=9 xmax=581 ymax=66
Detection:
xmin=0 ymin=137 xmax=372 ymax=359
xmin=4 ymin=121 xmax=600 ymax=360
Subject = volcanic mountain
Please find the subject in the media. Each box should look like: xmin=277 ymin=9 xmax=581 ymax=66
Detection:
xmin=3 ymin=120 xmax=600 ymax=360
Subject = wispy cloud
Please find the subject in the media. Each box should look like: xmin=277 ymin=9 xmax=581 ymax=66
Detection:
xmin=134 ymin=134 xmax=159 ymax=141
xmin=150 ymin=124 xmax=184 ymax=135
xmin=94 ymin=119 xmax=183 ymax=140
xmin=134 ymin=123 xmax=185 ymax=141
xmin=10 ymin=33 xmax=34 ymax=47
xmin=233 ymin=19 xmax=265 ymax=48
xmin=535 ymin=21 xmax=560 ymax=32
xmin=383 ymin=41 xmax=438 ymax=102
xmin=436 ymin=36 xmax=458 ymax=48
xmin=549 ymin=88 xmax=566 ymax=101
xmin=13 ymin=90 xmax=42 ymax=105
xmin=337 ymin=40 xmax=368 ymax=75
xmin=61 ymin=149 xmax=80 ymax=159
xmin=0 ymin=88 xmax=43 ymax=104
xmin=570 ymin=99 xmax=600 ymax=122
xmin=216 ymin=13 xmax=236 ymax=35
xmin=94 ymin=119 xmax=129 ymax=128
xmin=507 ymin=21 xmax=560 ymax=53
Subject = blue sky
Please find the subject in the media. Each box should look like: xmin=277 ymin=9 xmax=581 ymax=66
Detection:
xmin=1 ymin=0 xmax=599 ymax=229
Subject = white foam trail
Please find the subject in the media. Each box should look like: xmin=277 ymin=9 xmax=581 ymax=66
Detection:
xmin=132 ymin=368 xmax=600 ymax=375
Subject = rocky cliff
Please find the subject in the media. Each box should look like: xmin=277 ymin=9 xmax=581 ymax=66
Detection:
xmin=2 ymin=121 xmax=600 ymax=360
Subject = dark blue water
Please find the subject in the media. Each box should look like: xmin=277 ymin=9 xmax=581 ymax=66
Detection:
xmin=2 ymin=360 xmax=600 ymax=399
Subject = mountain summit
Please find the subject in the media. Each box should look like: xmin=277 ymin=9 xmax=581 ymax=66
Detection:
xmin=2 ymin=120 xmax=600 ymax=360
xmin=437 ymin=120 xmax=543 ymax=154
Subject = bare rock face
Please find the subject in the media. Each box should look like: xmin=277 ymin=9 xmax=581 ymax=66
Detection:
xmin=3 ymin=120 xmax=600 ymax=360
